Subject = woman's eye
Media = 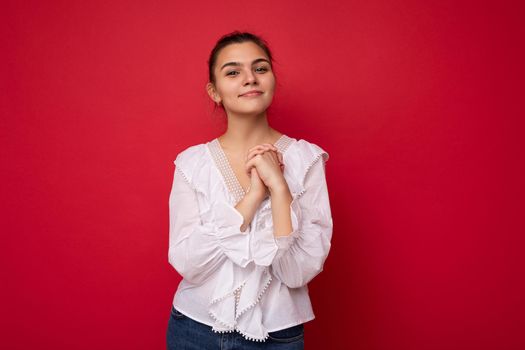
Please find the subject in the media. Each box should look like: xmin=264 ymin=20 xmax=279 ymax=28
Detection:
xmin=226 ymin=67 xmax=269 ymax=76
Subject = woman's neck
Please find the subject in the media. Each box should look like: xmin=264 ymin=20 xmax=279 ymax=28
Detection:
xmin=218 ymin=117 xmax=281 ymax=152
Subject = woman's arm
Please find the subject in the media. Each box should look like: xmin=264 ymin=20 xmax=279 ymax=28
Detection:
xmin=168 ymin=167 xmax=252 ymax=285
xmin=251 ymin=155 xmax=333 ymax=288
xmin=268 ymin=182 xmax=294 ymax=237
xmin=234 ymin=190 xmax=265 ymax=232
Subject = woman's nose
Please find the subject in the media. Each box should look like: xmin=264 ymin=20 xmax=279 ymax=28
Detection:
xmin=243 ymin=70 xmax=257 ymax=84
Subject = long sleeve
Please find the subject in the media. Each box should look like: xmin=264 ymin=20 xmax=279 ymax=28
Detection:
xmin=251 ymin=154 xmax=333 ymax=288
xmin=168 ymin=166 xmax=251 ymax=285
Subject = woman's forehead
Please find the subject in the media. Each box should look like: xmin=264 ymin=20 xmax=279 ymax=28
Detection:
xmin=216 ymin=42 xmax=268 ymax=64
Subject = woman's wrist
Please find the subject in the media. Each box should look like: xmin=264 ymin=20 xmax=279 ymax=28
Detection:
xmin=268 ymin=179 xmax=290 ymax=196
xmin=236 ymin=192 xmax=261 ymax=232
xmin=246 ymin=188 xmax=267 ymax=205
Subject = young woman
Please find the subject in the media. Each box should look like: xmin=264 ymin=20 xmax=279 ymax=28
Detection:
xmin=166 ymin=31 xmax=333 ymax=349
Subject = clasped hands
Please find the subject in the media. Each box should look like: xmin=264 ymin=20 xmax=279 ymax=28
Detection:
xmin=244 ymin=143 xmax=287 ymax=201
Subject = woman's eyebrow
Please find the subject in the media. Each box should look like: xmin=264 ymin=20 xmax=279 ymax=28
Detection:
xmin=220 ymin=58 xmax=270 ymax=71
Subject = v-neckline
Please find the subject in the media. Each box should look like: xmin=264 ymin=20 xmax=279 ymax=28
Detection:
xmin=208 ymin=134 xmax=294 ymax=204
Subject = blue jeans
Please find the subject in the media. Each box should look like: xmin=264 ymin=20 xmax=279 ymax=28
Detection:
xmin=166 ymin=306 xmax=305 ymax=349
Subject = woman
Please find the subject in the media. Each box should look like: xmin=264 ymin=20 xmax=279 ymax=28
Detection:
xmin=166 ymin=31 xmax=333 ymax=349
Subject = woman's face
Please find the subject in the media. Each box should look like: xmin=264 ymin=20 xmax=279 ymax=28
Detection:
xmin=208 ymin=41 xmax=275 ymax=116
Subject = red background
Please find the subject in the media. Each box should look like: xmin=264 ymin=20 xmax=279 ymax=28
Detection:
xmin=2 ymin=1 xmax=524 ymax=349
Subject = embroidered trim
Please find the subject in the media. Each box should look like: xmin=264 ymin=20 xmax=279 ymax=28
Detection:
xmin=210 ymin=328 xmax=235 ymax=335
xmin=174 ymin=166 xmax=205 ymax=196
xmin=208 ymin=135 xmax=295 ymax=205
xmin=239 ymin=331 xmax=270 ymax=342
xmin=208 ymin=279 xmax=247 ymax=329
xmin=235 ymin=270 xmax=272 ymax=319
xmin=274 ymin=134 xmax=294 ymax=154
xmin=210 ymin=327 xmax=270 ymax=342
xmin=208 ymin=139 xmax=246 ymax=204
xmin=296 ymin=151 xmax=329 ymax=200
xmin=207 ymin=268 xmax=273 ymax=342
xmin=209 ymin=279 xmax=246 ymax=305
xmin=174 ymin=147 xmax=210 ymax=198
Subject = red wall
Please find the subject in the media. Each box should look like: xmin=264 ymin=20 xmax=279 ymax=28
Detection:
xmin=2 ymin=1 xmax=524 ymax=349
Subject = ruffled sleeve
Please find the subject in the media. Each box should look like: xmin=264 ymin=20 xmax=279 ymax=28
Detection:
xmin=251 ymin=147 xmax=333 ymax=288
xmin=168 ymin=159 xmax=251 ymax=285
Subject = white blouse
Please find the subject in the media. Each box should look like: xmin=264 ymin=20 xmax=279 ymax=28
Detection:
xmin=168 ymin=134 xmax=333 ymax=342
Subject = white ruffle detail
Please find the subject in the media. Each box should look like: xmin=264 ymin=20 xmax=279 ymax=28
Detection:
xmin=250 ymin=227 xmax=279 ymax=266
xmin=208 ymin=262 xmax=273 ymax=342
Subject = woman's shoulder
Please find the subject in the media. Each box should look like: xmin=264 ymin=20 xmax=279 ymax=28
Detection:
xmin=172 ymin=140 xmax=215 ymax=195
xmin=283 ymin=136 xmax=330 ymax=195
xmin=174 ymin=142 xmax=208 ymax=164
xmin=172 ymin=141 xmax=211 ymax=180
xmin=287 ymin=136 xmax=330 ymax=164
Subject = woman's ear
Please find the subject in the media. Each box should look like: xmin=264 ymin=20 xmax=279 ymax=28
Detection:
xmin=206 ymin=83 xmax=221 ymax=104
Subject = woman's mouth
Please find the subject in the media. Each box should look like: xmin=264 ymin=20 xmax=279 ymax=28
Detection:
xmin=240 ymin=91 xmax=263 ymax=97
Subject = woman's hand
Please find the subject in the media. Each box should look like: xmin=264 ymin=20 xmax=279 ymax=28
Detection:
xmin=245 ymin=144 xmax=284 ymax=173
xmin=246 ymin=143 xmax=284 ymax=170
xmin=245 ymin=144 xmax=286 ymax=192
xmin=247 ymin=166 xmax=268 ymax=201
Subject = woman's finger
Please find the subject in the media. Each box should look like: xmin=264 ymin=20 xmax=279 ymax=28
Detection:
xmin=246 ymin=148 xmax=280 ymax=162
xmin=276 ymin=151 xmax=283 ymax=164
xmin=245 ymin=156 xmax=258 ymax=175
xmin=247 ymin=145 xmax=271 ymax=153
xmin=246 ymin=148 xmax=268 ymax=161
xmin=247 ymin=144 xmax=278 ymax=154
xmin=246 ymin=146 xmax=269 ymax=160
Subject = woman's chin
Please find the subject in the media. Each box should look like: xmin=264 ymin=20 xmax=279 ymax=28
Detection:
xmin=229 ymin=104 xmax=270 ymax=116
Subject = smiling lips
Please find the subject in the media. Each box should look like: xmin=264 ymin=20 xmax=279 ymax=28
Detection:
xmin=240 ymin=90 xmax=263 ymax=97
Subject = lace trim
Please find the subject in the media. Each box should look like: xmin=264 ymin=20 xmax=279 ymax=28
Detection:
xmin=209 ymin=279 xmax=246 ymax=305
xmin=174 ymin=147 xmax=211 ymax=198
xmin=208 ymin=280 xmax=246 ymax=329
xmin=174 ymin=166 xmax=205 ymax=196
xmin=274 ymin=134 xmax=294 ymax=154
xmin=296 ymin=150 xmax=329 ymax=200
xmin=208 ymin=135 xmax=295 ymax=205
xmin=208 ymin=139 xmax=246 ymax=204
xmin=210 ymin=326 xmax=270 ymax=342
xmin=207 ymin=268 xmax=273 ymax=342
xmin=236 ymin=270 xmax=272 ymax=319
